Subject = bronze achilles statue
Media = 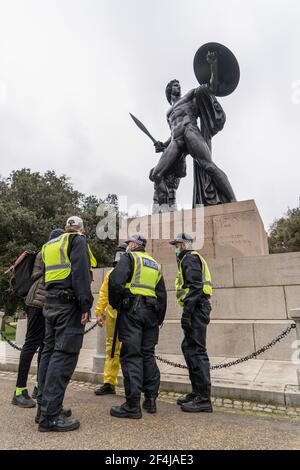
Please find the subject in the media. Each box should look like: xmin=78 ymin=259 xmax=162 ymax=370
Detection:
xmin=130 ymin=43 xmax=240 ymax=212
xmin=151 ymin=43 xmax=240 ymax=209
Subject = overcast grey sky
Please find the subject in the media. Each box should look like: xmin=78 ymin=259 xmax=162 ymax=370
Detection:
xmin=0 ymin=0 xmax=299 ymax=229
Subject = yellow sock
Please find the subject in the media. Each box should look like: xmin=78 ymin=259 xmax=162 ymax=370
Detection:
xmin=15 ymin=387 xmax=27 ymax=397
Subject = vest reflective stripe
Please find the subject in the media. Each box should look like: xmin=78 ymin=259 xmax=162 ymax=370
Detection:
xmin=125 ymin=252 xmax=161 ymax=298
xmin=175 ymin=251 xmax=212 ymax=306
xmin=45 ymin=263 xmax=71 ymax=272
xmin=130 ymin=283 xmax=156 ymax=292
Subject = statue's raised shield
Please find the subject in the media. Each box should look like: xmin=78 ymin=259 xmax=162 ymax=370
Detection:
xmin=193 ymin=42 xmax=240 ymax=97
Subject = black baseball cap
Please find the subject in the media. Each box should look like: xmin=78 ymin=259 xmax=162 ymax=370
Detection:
xmin=169 ymin=233 xmax=193 ymax=245
xmin=125 ymin=234 xmax=147 ymax=248
xmin=48 ymin=228 xmax=64 ymax=241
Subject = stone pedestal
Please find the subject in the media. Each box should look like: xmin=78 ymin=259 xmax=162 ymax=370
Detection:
xmin=120 ymin=200 xmax=269 ymax=263
xmin=0 ymin=311 xmax=5 ymax=332
xmin=15 ymin=319 xmax=27 ymax=347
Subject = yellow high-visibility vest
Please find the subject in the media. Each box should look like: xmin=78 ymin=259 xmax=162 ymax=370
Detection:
xmin=125 ymin=251 xmax=161 ymax=298
xmin=175 ymin=251 xmax=212 ymax=306
xmin=42 ymin=232 xmax=96 ymax=283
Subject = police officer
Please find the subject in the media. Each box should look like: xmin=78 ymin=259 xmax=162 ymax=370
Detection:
xmin=36 ymin=216 xmax=94 ymax=432
xmin=94 ymin=244 xmax=127 ymax=396
xmin=169 ymin=233 xmax=213 ymax=413
xmin=108 ymin=234 xmax=167 ymax=419
xmin=12 ymin=229 xmax=64 ymax=409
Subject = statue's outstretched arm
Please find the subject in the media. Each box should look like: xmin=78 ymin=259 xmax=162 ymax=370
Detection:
xmin=207 ymin=51 xmax=219 ymax=95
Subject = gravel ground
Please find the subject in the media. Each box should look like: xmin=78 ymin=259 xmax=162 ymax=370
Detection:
xmin=1 ymin=372 xmax=300 ymax=450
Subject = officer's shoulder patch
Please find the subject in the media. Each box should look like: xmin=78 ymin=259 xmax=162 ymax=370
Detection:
xmin=142 ymin=257 xmax=158 ymax=270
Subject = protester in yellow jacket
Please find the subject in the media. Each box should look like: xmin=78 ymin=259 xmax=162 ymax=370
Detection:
xmin=94 ymin=244 xmax=127 ymax=395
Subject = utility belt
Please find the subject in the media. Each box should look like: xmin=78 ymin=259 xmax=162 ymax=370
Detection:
xmin=122 ymin=295 xmax=160 ymax=314
xmin=46 ymin=289 xmax=77 ymax=304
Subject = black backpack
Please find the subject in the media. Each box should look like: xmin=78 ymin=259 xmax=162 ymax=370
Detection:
xmin=7 ymin=251 xmax=38 ymax=298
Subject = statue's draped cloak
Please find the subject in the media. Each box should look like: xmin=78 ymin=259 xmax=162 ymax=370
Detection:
xmin=192 ymin=86 xmax=229 ymax=207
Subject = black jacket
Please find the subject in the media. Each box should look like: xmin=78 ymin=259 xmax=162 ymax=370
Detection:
xmin=108 ymin=247 xmax=167 ymax=325
xmin=46 ymin=232 xmax=94 ymax=314
xmin=177 ymin=250 xmax=206 ymax=315
xmin=25 ymin=252 xmax=46 ymax=309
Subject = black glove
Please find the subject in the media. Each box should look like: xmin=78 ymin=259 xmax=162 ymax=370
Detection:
xmin=181 ymin=311 xmax=192 ymax=332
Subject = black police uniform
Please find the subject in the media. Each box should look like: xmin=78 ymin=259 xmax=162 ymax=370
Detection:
xmin=37 ymin=232 xmax=93 ymax=430
xmin=178 ymin=250 xmax=212 ymax=408
xmin=108 ymin=246 xmax=167 ymax=414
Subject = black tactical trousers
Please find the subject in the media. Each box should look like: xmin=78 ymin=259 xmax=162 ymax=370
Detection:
xmin=181 ymin=298 xmax=212 ymax=399
xmin=118 ymin=300 xmax=160 ymax=405
xmin=37 ymin=293 xmax=84 ymax=422
xmin=16 ymin=306 xmax=45 ymax=388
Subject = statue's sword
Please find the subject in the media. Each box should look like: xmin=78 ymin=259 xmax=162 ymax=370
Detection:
xmin=129 ymin=113 xmax=157 ymax=144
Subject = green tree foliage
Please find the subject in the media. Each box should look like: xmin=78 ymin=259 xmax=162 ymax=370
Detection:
xmin=269 ymin=206 xmax=300 ymax=253
xmin=0 ymin=169 xmax=118 ymax=313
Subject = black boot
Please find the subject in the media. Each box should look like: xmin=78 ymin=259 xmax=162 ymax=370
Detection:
xmin=35 ymin=406 xmax=72 ymax=424
xmin=110 ymin=401 xmax=142 ymax=419
xmin=142 ymin=397 xmax=157 ymax=414
xmin=95 ymin=383 xmax=116 ymax=396
xmin=12 ymin=390 xmax=36 ymax=409
xmin=32 ymin=386 xmax=38 ymax=400
xmin=176 ymin=392 xmax=197 ymax=406
xmin=38 ymin=416 xmax=80 ymax=433
xmin=181 ymin=395 xmax=213 ymax=413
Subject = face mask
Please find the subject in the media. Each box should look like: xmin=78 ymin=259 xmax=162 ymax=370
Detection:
xmin=126 ymin=246 xmax=130 ymax=253
xmin=175 ymin=248 xmax=181 ymax=257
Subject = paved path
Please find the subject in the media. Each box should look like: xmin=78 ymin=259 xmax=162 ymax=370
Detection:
xmin=1 ymin=373 xmax=300 ymax=450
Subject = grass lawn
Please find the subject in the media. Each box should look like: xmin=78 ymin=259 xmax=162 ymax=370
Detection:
xmin=1 ymin=322 xmax=16 ymax=341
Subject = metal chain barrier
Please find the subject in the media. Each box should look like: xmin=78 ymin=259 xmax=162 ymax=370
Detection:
xmin=0 ymin=330 xmax=23 ymax=352
xmin=4 ymin=320 xmax=16 ymax=330
xmin=0 ymin=321 xmax=296 ymax=370
xmin=155 ymin=323 xmax=297 ymax=370
xmin=0 ymin=320 xmax=99 ymax=353
xmin=83 ymin=320 xmax=99 ymax=335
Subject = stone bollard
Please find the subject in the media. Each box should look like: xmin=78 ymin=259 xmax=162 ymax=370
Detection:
xmin=0 ymin=311 xmax=5 ymax=332
xmin=289 ymin=308 xmax=300 ymax=389
xmin=92 ymin=322 xmax=106 ymax=380
xmin=15 ymin=316 xmax=27 ymax=347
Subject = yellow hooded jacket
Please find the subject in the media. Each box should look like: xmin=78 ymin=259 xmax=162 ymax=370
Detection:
xmin=94 ymin=269 xmax=120 ymax=386
xmin=95 ymin=269 xmax=117 ymax=320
